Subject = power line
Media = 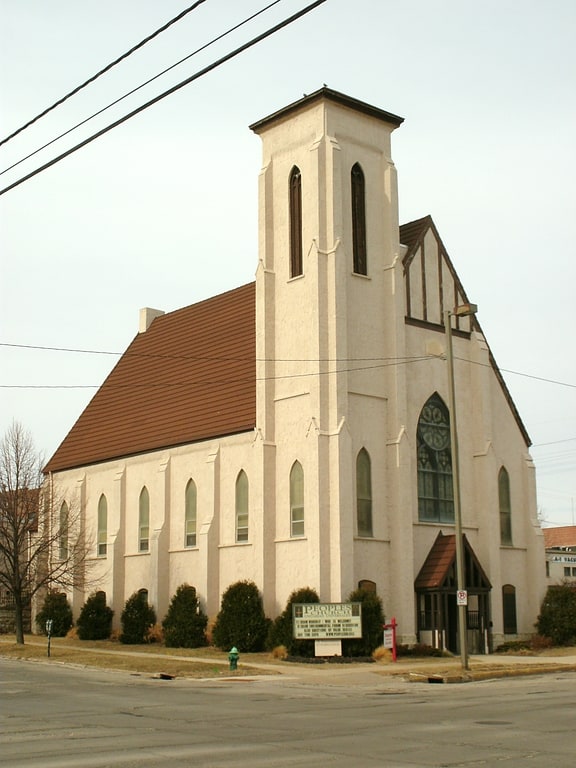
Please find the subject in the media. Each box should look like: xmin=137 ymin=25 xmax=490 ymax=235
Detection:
xmin=452 ymin=356 xmax=576 ymax=389
xmin=532 ymin=438 xmax=576 ymax=448
xmin=0 ymin=1 xmax=208 ymax=147
xmin=0 ymin=341 xmax=432 ymax=363
xmin=0 ymin=356 xmax=435 ymax=390
xmin=2 ymin=340 xmax=574 ymax=390
xmin=1 ymin=0 xmax=284 ymax=177
xmin=0 ymin=0 xmax=328 ymax=196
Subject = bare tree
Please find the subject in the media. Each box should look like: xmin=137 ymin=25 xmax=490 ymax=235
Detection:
xmin=0 ymin=422 xmax=91 ymax=644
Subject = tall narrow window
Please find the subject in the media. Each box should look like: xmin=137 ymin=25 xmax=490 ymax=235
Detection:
xmin=502 ymin=584 xmax=517 ymax=634
xmin=97 ymin=494 xmax=107 ymax=556
xmin=58 ymin=501 xmax=69 ymax=560
xmin=356 ymin=448 xmax=373 ymax=536
xmin=417 ymin=394 xmax=454 ymax=523
xmin=235 ymin=470 xmax=249 ymax=543
xmin=185 ymin=479 xmax=197 ymax=548
xmin=138 ymin=487 xmax=150 ymax=552
xmin=289 ymin=166 xmax=303 ymax=277
xmin=498 ymin=467 xmax=512 ymax=545
xmin=351 ymin=163 xmax=367 ymax=275
xmin=290 ymin=461 xmax=304 ymax=537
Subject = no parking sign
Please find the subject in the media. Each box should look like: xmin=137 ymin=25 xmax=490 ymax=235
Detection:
xmin=457 ymin=590 xmax=468 ymax=606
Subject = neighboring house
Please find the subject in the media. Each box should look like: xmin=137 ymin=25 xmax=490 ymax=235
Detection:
xmin=44 ymin=88 xmax=546 ymax=652
xmin=543 ymin=526 xmax=576 ymax=584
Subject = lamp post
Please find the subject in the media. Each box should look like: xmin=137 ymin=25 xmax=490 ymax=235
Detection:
xmin=444 ymin=302 xmax=477 ymax=672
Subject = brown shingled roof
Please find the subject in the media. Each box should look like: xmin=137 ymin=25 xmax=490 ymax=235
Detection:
xmin=44 ymin=283 xmax=256 ymax=473
xmin=415 ymin=532 xmax=491 ymax=590
xmin=543 ymin=526 xmax=576 ymax=550
xmin=415 ymin=532 xmax=457 ymax=590
xmin=399 ymin=215 xmax=431 ymax=253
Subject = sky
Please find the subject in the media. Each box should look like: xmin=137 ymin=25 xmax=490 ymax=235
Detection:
xmin=1 ymin=0 xmax=575 ymax=527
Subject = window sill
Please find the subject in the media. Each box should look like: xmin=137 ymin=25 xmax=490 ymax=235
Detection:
xmin=274 ymin=536 xmax=307 ymax=543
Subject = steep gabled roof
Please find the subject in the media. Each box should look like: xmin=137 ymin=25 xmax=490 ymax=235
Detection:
xmin=399 ymin=215 xmax=432 ymax=254
xmin=44 ymin=283 xmax=256 ymax=473
xmin=414 ymin=531 xmax=491 ymax=591
xmin=543 ymin=526 xmax=576 ymax=550
xmin=400 ymin=215 xmax=531 ymax=447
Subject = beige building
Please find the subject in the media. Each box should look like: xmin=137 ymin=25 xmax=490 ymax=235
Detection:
xmin=543 ymin=526 xmax=576 ymax=585
xmin=44 ymin=88 xmax=546 ymax=652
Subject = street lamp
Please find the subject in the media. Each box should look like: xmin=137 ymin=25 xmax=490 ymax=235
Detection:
xmin=444 ymin=302 xmax=477 ymax=672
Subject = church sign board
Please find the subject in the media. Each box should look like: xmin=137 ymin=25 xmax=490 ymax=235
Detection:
xmin=292 ymin=602 xmax=362 ymax=640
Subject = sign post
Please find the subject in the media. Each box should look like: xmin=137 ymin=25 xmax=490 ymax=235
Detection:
xmin=45 ymin=619 xmax=53 ymax=658
xmin=382 ymin=616 xmax=397 ymax=662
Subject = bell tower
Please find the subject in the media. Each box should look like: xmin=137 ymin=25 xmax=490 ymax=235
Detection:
xmin=250 ymin=88 xmax=404 ymax=604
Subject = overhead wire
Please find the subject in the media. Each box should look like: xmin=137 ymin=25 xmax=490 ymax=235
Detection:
xmin=0 ymin=355 xmax=437 ymax=390
xmin=0 ymin=0 xmax=328 ymax=196
xmin=0 ymin=0 xmax=285 ymax=177
xmin=1 ymin=341 xmax=574 ymax=390
xmin=0 ymin=0 xmax=209 ymax=147
xmin=0 ymin=341 xmax=436 ymax=363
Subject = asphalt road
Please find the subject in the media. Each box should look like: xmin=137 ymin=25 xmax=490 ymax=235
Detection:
xmin=1 ymin=659 xmax=575 ymax=767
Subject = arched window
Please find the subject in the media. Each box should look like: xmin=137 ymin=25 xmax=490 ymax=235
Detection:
xmin=185 ymin=479 xmax=197 ymax=548
xmin=351 ymin=163 xmax=367 ymax=275
xmin=59 ymin=501 xmax=69 ymax=560
xmin=417 ymin=394 xmax=454 ymax=523
xmin=97 ymin=494 xmax=107 ymax=556
xmin=289 ymin=166 xmax=303 ymax=278
xmin=498 ymin=467 xmax=512 ymax=545
xmin=138 ymin=487 xmax=150 ymax=552
xmin=235 ymin=470 xmax=249 ymax=543
xmin=502 ymin=584 xmax=517 ymax=634
xmin=290 ymin=461 xmax=304 ymax=537
xmin=358 ymin=579 xmax=377 ymax=593
xmin=356 ymin=448 xmax=373 ymax=536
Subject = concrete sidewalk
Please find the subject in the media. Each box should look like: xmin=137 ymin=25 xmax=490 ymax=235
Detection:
xmin=2 ymin=638 xmax=575 ymax=686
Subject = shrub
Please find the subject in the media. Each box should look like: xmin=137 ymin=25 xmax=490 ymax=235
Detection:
xmin=266 ymin=587 xmax=320 ymax=657
xmin=77 ymin=591 xmax=114 ymax=640
xmin=35 ymin=591 xmax=73 ymax=637
xmin=342 ymin=588 xmax=385 ymax=657
xmin=211 ymin=580 xmax=269 ymax=652
xmin=494 ymin=640 xmax=530 ymax=654
xmin=145 ymin=623 xmax=164 ymax=644
xmin=536 ymin=583 xmax=576 ymax=646
xmin=396 ymin=643 xmax=444 ymax=658
xmin=372 ymin=645 xmax=393 ymax=663
xmin=120 ymin=591 xmax=156 ymax=644
xmin=162 ymin=584 xmax=208 ymax=648
xmin=530 ymin=634 xmax=554 ymax=651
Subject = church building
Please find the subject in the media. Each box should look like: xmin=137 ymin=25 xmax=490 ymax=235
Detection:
xmin=44 ymin=88 xmax=546 ymax=651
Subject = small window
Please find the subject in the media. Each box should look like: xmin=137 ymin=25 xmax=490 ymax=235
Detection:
xmin=417 ymin=394 xmax=454 ymax=523
xmin=358 ymin=580 xmax=376 ymax=593
xmin=289 ymin=166 xmax=303 ymax=278
xmin=97 ymin=494 xmax=107 ymax=557
xmin=139 ymin=487 xmax=150 ymax=553
xmin=498 ymin=467 xmax=512 ymax=545
xmin=59 ymin=502 xmax=69 ymax=560
xmin=356 ymin=448 xmax=373 ymax=536
xmin=185 ymin=479 xmax=197 ymax=548
xmin=290 ymin=461 xmax=304 ymax=537
xmin=351 ymin=163 xmax=367 ymax=275
xmin=502 ymin=584 xmax=517 ymax=634
xmin=235 ymin=470 xmax=249 ymax=543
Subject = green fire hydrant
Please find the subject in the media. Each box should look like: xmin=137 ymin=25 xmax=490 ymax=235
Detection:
xmin=228 ymin=646 xmax=239 ymax=671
